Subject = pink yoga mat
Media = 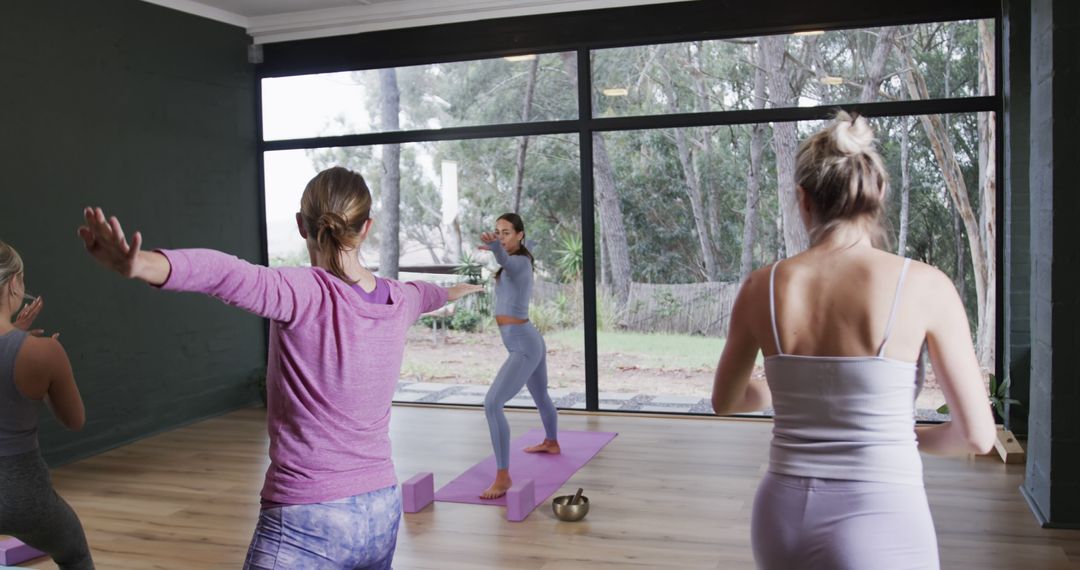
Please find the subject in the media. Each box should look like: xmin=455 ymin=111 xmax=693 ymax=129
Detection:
xmin=434 ymin=429 xmax=617 ymax=507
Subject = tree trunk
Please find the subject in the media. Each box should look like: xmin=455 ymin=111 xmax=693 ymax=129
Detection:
xmin=560 ymin=53 xmax=632 ymax=306
xmin=512 ymin=57 xmax=540 ymax=213
xmin=740 ymin=42 xmax=767 ymax=281
xmin=952 ymin=201 xmax=966 ymax=290
xmin=593 ymin=135 xmax=633 ymax=306
xmin=975 ymin=20 xmax=997 ymax=367
xmin=760 ymin=35 xmax=809 ymax=256
xmin=897 ymin=117 xmax=911 ymax=255
xmin=656 ymin=44 xmax=718 ymax=281
xmin=600 ymin=221 xmax=610 ymax=287
xmin=688 ymin=43 xmax=723 ymax=269
xmin=860 ymin=27 xmax=898 ymax=103
xmin=775 ymin=191 xmax=785 ymax=262
xmin=670 ymin=126 xmax=719 ymax=281
xmin=378 ymin=68 xmax=401 ymax=279
xmin=901 ymin=36 xmax=992 ymax=367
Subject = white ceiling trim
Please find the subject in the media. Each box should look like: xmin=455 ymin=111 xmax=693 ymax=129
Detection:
xmin=248 ymin=0 xmax=694 ymax=44
xmin=140 ymin=0 xmax=694 ymax=45
xmin=140 ymin=0 xmax=250 ymax=29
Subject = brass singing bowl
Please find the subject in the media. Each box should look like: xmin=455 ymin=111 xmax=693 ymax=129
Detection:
xmin=552 ymin=495 xmax=590 ymax=521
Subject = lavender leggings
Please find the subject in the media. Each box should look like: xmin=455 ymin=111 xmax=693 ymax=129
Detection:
xmin=751 ymin=472 xmax=940 ymax=570
xmin=244 ymin=485 xmax=401 ymax=569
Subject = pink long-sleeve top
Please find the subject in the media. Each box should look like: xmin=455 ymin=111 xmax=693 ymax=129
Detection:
xmin=159 ymin=249 xmax=448 ymax=505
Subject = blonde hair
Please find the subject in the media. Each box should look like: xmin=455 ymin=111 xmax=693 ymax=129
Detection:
xmin=795 ymin=111 xmax=890 ymax=246
xmin=0 ymin=241 xmax=24 ymax=294
xmin=299 ymin=167 xmax=372 ymax=283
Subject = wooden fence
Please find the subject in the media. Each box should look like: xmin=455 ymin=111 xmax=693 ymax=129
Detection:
xmin=532 ymin=280 xmax=740 ymax=337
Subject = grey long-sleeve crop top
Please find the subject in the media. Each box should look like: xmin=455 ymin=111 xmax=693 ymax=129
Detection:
xmin=489 ymin=240 xmax=532 ymax=320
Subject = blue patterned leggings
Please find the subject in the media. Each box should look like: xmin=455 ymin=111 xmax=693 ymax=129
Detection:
xmin=244 ymin=485 xmax=401 ymax=569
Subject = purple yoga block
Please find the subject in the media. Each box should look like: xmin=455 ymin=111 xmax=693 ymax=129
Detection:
xmin=0 ymin=538 xmax=46 ymax=565
xmin=402 ymin=472 xmax=434 ymax=513
xmin=505 ymin=478 xmax=535 ymax=522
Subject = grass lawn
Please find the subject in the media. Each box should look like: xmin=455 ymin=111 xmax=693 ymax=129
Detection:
xmin=546 ymin=329 xmax=763 ymax=369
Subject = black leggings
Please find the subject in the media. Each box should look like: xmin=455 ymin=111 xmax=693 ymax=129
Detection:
xmin=0 ymin=450 xmax=93 ymax=569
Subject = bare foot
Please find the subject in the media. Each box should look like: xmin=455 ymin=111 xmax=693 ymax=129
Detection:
xmin=524 ymin=439 xmax=561 ymax=454
xmin=480 ymin=469 xmax=512 ymax=499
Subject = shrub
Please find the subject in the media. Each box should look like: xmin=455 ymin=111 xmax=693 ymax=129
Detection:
xmin=450 ymin=307 xmax=483 ymax=332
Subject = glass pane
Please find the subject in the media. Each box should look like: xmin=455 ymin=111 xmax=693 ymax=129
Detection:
xmin=262 ymin=52 xmax=577 ymax=141
xmin=592 ymin=111 xmax=995 ymax=420
xmin=591 ymin=20 xmax=995 ymax=118
xmin=264 ymin=134 xmax=586 ymax=407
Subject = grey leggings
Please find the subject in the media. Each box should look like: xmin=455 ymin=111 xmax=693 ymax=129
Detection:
xmin=0 ymin=450 xmax=94 ymax=569
xmin=484 ymin=322 xmax=558 ymax=470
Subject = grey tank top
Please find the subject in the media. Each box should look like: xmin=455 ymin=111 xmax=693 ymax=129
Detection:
xmin=0 ymin=329 xmax=40 ymax=456
xmin=490 ymin=240 xmax=532 ymax=320
xmin=763 ymin=258 xmax=926 ymax=486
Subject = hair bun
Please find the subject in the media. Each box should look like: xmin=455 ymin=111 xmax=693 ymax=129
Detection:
xmin=316 ymin=211 xmax=348 ymax=243
xmin=832 ymin=113 xmax=875 ymax=156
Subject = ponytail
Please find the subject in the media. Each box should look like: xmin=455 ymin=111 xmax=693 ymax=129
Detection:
xmin=299 ymin=167 xmax=372 ymax=283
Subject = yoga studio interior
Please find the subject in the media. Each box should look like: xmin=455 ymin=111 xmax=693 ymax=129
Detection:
xmin=2 ymin=0 xmax=1079 ymax=568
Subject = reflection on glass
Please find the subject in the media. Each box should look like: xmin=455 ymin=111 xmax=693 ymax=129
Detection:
xmin=591 ymin=20 xmax=995 ymax=118
xmin=592 ymin=112 xmax=995 ymax=419
xmin=262 ymin=52 xmax=577 ymax=141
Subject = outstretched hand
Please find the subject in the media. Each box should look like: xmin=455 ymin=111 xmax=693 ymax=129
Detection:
xmin=77 ymin=207 xmax=171 ymax=285
xmin=447 ymin=283 xmax=485 ymax=302
xmin=78 ymin=207 xmax=144 ymax=278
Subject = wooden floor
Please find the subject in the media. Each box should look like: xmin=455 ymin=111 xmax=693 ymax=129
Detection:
xmin=14 ymin=406 xmax=1080 ymax=569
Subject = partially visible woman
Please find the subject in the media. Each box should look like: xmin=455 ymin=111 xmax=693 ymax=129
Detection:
xmin=478 ymin=213 xmax=559 ymax=500
xmin=77 ymin=167 xmax=482 ymax=569
xmin=711 ymin=112 xmax=995 ymax=570
xmin=0 ymin=241 xmax=94 ymax=570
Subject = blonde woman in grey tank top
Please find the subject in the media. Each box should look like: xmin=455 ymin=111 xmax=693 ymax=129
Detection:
xmin=711 ymin=113 xmax=996 ymax=570
xmin=0 ymin=241 xmax=93 ymax=569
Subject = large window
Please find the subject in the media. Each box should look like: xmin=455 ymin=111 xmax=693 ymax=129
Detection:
xmin=260 ymin=16 xmax=999 ymax=419
xmin=591 ymin=23 xmax=994 ymax=118
xmin=261 ymin=53 xmax=577 ymax=141
xmin=593 ymin=112 xmax=994 ymax=417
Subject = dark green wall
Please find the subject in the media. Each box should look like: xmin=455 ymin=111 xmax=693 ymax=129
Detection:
xmin=1004 ymin=0 xmax=1031 ymax=435
xmin=0 ymin=0 xmax=263 ymax=465
xmin=1021 ymin=0 xmax=1080 ymax=527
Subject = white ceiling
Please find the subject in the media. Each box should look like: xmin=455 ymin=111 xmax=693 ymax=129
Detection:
xmin=140 ymin=0 xmax=693 ymax=44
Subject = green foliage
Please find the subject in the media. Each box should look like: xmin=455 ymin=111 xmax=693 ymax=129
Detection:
xmin=595 ymin=287 xmax=623 ymax=332
xmin=529 ymin=302 xmax=561 ymax=335
xmin=554 ymin=232 xmax=584 ymax=283
xmin=655 ymin=289 xmax=682 ymax=318
xmin=530 ymin=292 xmax=580 ymax=334
xmin=455 ymin=250 xmax=484 ymax=283
xmin=450 ymin=307 xmax=484 ymax=332
xmin=936 ymin=374 xmax=1022 ymax=420
xmin=418 ymin=305 xmax=485 ymax=332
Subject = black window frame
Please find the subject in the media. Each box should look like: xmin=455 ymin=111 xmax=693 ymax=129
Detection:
xmin=254 ymin=0 xmax=1004 ymax=420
